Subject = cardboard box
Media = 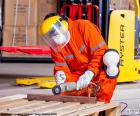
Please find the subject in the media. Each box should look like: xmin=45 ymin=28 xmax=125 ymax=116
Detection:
xmin=110 ymin=0 xmax=134 ymax=10
xmin=4 ymin=0 xmax=37 ymax=26
xmin=2 ymin=25 xmax=51 ymax=58
xmin=2 ymin=25 xmax=37 ymax=57
xmin=2 ymin=0 xmax=57 ymax=58
xmin=3 ymin=26 xmax=37 ymax=46
xmin=37 ymin=0 xmax=57 ymax=25
xmin=4 ymin=0 xmax=57 ymax=26
xmin=37 ymin=0 xmax=57 ymax=46
xmin=37 ymin=26 xmax=49 ymax=46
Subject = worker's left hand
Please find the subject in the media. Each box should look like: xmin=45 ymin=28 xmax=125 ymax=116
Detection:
xmin=77 ymin=70 xmax=94 ymax=90
xmin=55 ymin=71 xmax=66 ymax=85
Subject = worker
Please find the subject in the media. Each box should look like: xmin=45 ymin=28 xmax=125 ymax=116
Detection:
xmin=40 ymin=13 xmax=119 ymax=103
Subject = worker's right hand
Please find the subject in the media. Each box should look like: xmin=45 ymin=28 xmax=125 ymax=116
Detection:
xmin=55 ymin=71 xmax=66 ymax=85
xmin=77 ymin=70 xmax=94 ymax=90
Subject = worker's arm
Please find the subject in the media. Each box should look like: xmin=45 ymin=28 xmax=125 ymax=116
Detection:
xmin=82 ymin=20 xmax=108 ymax=77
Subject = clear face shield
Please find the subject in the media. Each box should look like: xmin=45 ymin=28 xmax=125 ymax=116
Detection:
xmin=42 ymin=20 xmax=70 ymax=52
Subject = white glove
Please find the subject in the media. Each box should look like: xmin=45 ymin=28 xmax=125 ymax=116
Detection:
xmin=77 ymin=70 xmax=94 ymax=90
xmin=55 ymin=71 xmax=66 ymax=85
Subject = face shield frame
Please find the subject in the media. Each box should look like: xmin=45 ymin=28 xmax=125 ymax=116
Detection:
xmin=42 ymin=20 xmax=70 ymax=52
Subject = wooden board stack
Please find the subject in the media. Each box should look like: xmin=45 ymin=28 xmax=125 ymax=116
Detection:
xmin=0 ymin=94 xmax=121 ymax=116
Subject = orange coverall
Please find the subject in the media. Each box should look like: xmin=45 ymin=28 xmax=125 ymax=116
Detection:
xmin=51 ymin=19 xmax=117 ymax=103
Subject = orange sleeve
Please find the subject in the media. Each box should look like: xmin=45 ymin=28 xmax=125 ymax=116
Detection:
xmin=81 ymin=20 xmax=108 ymax=77
xmin=51 ymin=50 xmax=70 ymax=75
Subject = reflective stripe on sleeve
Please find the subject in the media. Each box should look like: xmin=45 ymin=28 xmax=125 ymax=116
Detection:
xmin=90 ymin=41 xmax=105 ymax=53
xmin=64 ymin=44 xmax=86 ymax=59
xmin=64 ymin=55 xmax=74 ymax=59
xmin=55 ymin=62 xmax=67 ymax=66
xmin=79 ymin=44 xmax=86 ymax=53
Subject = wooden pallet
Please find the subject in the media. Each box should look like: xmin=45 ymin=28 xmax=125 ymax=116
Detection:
xmin=0 ymin=94 xmax=121 ymax=116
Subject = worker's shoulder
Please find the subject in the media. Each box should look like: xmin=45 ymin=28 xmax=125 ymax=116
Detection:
xmin=72 ymin=19 xmax=97 ymax=32
xmin=73 ymin=19 xmax=97 ymax=28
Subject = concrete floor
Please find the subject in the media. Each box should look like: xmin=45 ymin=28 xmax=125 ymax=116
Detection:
xmin=0 ymin=63 xmax=140 ymax=115
xmin=0 ymin=63 xmax=54 ymax=76
xmin=112 ymin=81 xmax=140 ymax=115
xmin=0 ymin=63 xmax=54 ymax=97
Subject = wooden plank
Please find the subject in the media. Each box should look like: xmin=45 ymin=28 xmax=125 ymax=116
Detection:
xmin=92 ymin=113 xmax=99 ymax=116
xmin=56 ymin=105 xmax=86 ymax=116
xmin=38 ymin=102 xmax=80 ymax=113
xmin=0 ymin=100 xmax=28 ymax=111
xmin=0 ymin=94 xmax=120 ymax=116
xmin=0 ymin=100 xmax=45 ymax=113
xmin=27 ymin=94 xmax=97 ymax=104
xmin=0 ymin=94 xmax=26 ymax=102
xmin=5 ymin=101 xmax=46 ymax=113
xmin=56 ymin=102 xmax=104 ymax=116
xmin=0 ymin=99 xmax=27 ymax=108
xmin=106 ymin=105 xmax=121 ymax=116
xmin=64 ymin=102 xmax=120 ymax=116
xmin=13 ymin=101 xmax=62 ymax=114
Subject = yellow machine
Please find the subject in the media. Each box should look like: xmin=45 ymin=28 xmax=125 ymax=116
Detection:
xmin=16 ymin=76 xmax=55 ymax=86
xmin=38 ymin=80 xmax=56 ymax=88
xmin=108 ymin=0 xmax=140 ymax=82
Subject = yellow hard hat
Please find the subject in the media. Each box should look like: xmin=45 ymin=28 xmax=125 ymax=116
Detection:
xmin=40 ymin=14 xmax=68 ymax=36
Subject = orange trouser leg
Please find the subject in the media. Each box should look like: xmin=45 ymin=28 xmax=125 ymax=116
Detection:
xmin=95 ymin=71 xmax=117 ymax=103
